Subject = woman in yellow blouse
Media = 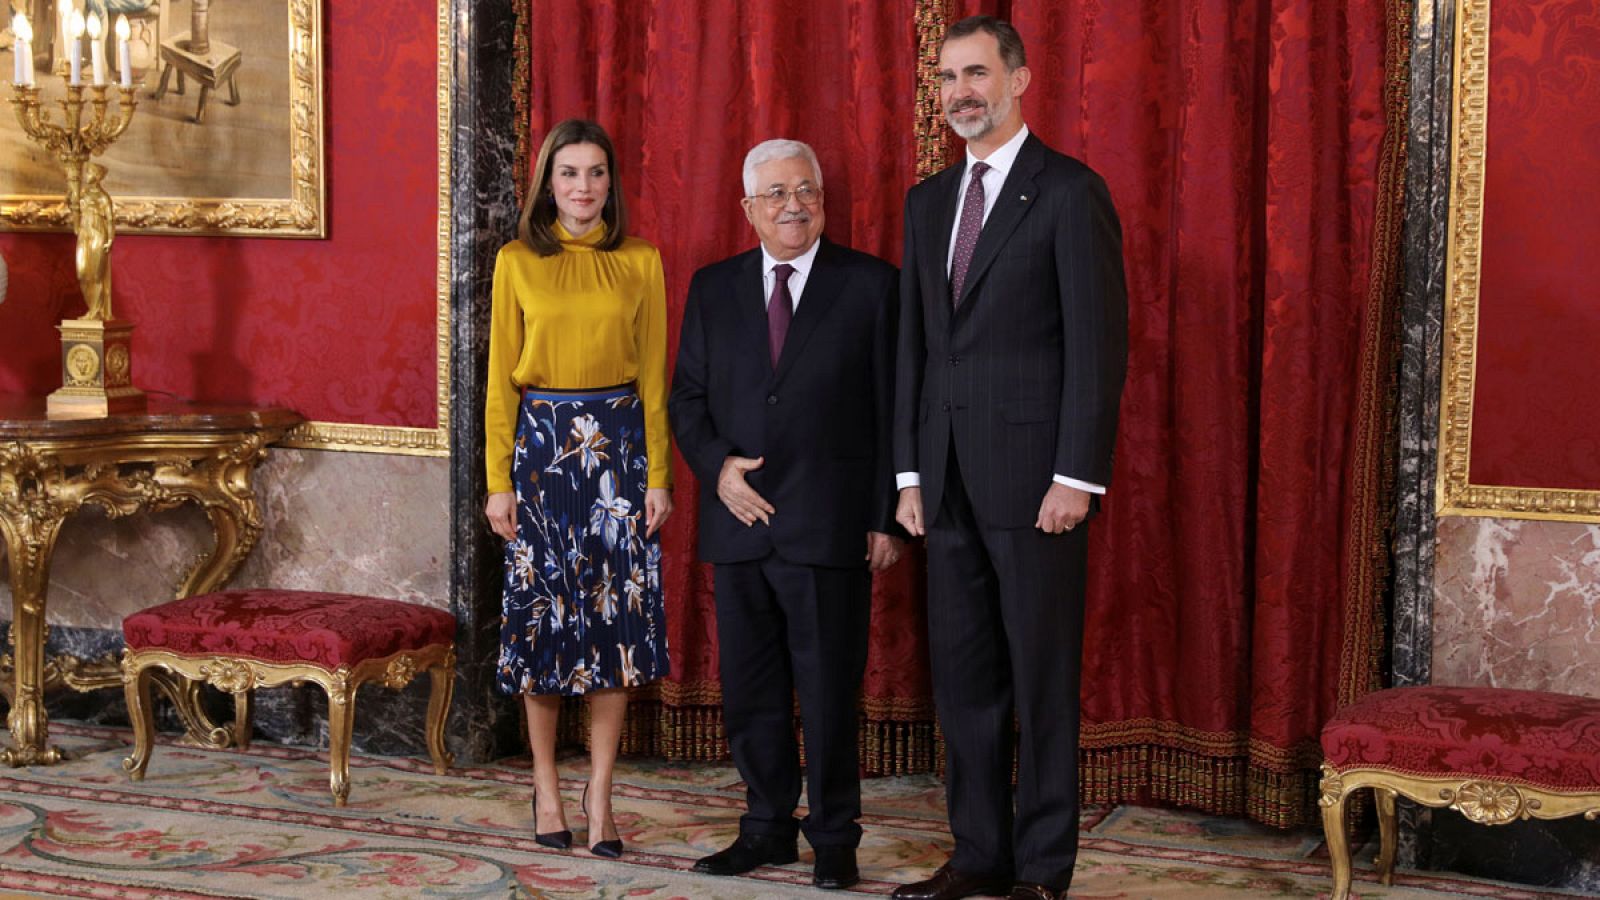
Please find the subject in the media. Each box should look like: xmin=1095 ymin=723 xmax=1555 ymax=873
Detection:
xmin=484 ymin=119 xmax=672 ymax=859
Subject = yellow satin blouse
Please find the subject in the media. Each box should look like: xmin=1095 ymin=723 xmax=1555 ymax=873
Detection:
xmin=485 ymin=222 xmax=672 ymax=494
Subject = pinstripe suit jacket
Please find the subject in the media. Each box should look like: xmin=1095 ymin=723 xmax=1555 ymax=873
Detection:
xmin=893 ymin=133 xmax=1128 ymax=528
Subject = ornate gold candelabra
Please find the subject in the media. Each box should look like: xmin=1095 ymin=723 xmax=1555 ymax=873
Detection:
xmin=9 ymin=80 xmax=144 ymax=418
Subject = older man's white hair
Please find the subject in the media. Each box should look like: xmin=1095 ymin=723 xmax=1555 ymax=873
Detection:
xmin=742 ymin=139 xmax=823 ymax=196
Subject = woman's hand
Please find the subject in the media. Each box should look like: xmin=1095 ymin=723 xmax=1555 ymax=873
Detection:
xmin=485 ymin=492 xmax=517 ymax=541
xmin=644 ymin=487 xmax=674 ymax=539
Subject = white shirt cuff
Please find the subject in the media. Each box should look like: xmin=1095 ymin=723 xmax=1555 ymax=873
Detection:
xmin=1053 ymin=475 xmax=1105 ymax=494
xmin=896 ymin=472 xmax=921 ymax=490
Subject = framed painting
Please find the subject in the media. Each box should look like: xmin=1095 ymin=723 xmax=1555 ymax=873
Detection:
xmin=0 ymin=0 xmax=323 ymax=236
xmin=1438 ymin=0 xmax=1600 ymax=521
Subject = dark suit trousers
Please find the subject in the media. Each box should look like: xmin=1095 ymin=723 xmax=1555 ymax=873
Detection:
xmin=714 ymin=554 xmax=871 ymax=848
xmin=927 ymin=442 xmax=1088 ymax=889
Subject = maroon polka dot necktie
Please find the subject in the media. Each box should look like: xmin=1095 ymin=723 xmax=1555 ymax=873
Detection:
xmin=950 ymin=161 xmax=991 ymax=305
xmin=769 ymin=263 xmax=795 ymax=368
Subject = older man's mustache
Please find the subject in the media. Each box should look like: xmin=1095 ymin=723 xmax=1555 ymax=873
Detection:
xmin=776 ymin=212 xmax=812 ymax=224
xmin=948 ymin=98 xmax=987 ymax=114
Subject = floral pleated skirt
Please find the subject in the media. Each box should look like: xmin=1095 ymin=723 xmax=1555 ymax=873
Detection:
xmin=496 ymin=385 xmax=669 ymax=696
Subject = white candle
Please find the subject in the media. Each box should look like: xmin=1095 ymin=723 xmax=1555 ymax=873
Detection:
xmin=16 ymin=15 xmax=32 ymax=86
xmin=115 ymin=15 xmax=129 ymax=88
xmin=55 ymin=0 xmax=68 ymax=76
xmin=11 ymin=14 xmax=23 ymax=85
xmin=67 ymin=10 xmax=83 ymax=86
xmin=86 ymin=13 xmax=104 ymax=86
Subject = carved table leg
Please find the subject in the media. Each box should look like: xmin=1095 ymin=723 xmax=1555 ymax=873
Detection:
xmin=0 ymin=506 xmax=67 ymax=766
xmin=176 ymin=496 xmax=262 ymax=600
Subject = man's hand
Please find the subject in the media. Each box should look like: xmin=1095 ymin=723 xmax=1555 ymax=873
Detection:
xmin=485 ymin=492 xmax=517 ymax=541
xmin=866 ymin=531 xmax=905 ymax=572
xmin=1036 ymin=482 xmax=1090 ymax=534
xmin=644 ymin=487 xmax=674 ymax=538
xmin=718 ymin=455 xmax=775 ymax=526
xmin=895 ymin=486 xmax=925 ymax=537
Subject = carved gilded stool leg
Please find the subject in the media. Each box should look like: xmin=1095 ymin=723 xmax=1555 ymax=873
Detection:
xmin=1319 ymin=765 xmax=1354 ymax=900
xmin=323 ymin=676 xmax=356 ymax=807
xmin=425 ymin=650 xmax=455 ymax=775
xmin=1375 ymin=787 xmax=1399 ymax=885
xmin=121 ymin=658 xmax=156 ymax=780
xmin=232 ymin=690 xmax=253 ymax=750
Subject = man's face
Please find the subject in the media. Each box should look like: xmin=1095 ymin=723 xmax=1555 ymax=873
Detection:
xmin=938 ymin=32 xmax=1026 ymax=141
xmin=742 ymin=155 xmax=825 ymax=261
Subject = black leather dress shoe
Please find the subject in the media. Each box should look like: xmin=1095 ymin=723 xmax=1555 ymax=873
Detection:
xmin=892 ymin=862 xmax=1012 ymax=899
xmin=1009 ymin=883 xmax=1066 ymax=900
xmin=692 ymin=833 xmax=799 ymax=876
xmin=812 ymin=846 xmax=860 ymax=890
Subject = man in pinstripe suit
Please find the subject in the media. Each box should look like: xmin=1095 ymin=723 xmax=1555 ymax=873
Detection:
xmin=891 ymin=16 xmax=1128 ymax=900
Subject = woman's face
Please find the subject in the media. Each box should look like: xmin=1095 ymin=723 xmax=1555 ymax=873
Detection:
xmin=548 ymin=142 xmax=611 ymax=235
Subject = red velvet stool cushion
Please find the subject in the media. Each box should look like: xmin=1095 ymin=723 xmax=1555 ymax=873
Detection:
xmin=1321 ymin=686 xmax=1600 ymax=791
xmin=124 ymin=589 xmax=455 ymax=671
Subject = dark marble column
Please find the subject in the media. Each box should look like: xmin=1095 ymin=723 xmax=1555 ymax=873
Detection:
xmin=1392 ymin=0 xmax=1453 ymax=864
xmin=445 ymin=0 xmax=526 ymax=765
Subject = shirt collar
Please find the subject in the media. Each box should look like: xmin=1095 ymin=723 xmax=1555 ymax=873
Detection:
xmin=965 ymin=123 xmax=1030 ymax=183
xmin=554 ymin=219 xmax=607 ymax=248
xmin=761 ymin=237 xmax=822 ymax=279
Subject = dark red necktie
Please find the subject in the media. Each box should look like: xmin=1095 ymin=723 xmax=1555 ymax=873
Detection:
xmin=950 ymin=161 xmax=991 ymax=304
xmin=769 ymin=263 xmax=795 ymax=368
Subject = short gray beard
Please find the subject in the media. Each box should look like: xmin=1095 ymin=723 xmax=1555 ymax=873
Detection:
xmin=946 ymin=91 xmax=1011 ymax=141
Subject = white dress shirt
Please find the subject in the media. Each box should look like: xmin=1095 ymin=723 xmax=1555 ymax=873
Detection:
xmin=898 ymin=125 xmax=1106 ymax=497
xmin=761 ymin=238 xmax=821 ymax=313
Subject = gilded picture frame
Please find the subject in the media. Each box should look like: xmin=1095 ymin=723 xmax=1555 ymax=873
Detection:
xmin=1437 ymin=0 xmax=1600 ymax=522
xmin=1 ymin=0 xmax=324 ymax=237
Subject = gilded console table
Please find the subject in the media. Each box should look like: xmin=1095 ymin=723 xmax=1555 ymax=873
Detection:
xmin=0 ymin=397 xmax=301 ymax=766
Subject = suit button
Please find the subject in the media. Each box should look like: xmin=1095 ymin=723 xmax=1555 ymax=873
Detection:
xmin=942 ymin=401 xmax=952 ymax=411
xmin=766 ymin=394 xmax=779 ymax=405
xmin=948 ymin=355 xmax=960 ymax=366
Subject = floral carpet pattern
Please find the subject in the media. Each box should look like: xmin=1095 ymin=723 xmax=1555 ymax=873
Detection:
xmin=0 ymin=724 xmax=1585 ymax=898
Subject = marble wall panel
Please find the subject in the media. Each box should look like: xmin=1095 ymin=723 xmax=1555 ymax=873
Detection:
xmin=1432 ymin=516 xmax=1600 ymax=697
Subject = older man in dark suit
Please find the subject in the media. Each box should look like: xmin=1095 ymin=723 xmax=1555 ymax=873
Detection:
xmin=892 ymin=16 xmax=1129 ymax=900
xmin=670 ymin=138 xmax=902 ymax=891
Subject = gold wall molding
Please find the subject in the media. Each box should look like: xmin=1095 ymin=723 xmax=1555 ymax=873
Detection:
xmin=1438 ymin=0 xmax=1600 ymax=522
xmin=282 ymin=0 xmax=452 ymax=456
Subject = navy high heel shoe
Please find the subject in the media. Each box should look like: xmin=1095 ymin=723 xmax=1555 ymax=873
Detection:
xmin=530 ymin=787 xmax=572 ymax=850
xmin=582 ymin=781 xmax=624 ymax=859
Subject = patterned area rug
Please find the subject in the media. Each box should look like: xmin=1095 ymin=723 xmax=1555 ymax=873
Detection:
xmin=0 ymin=724 xmax=1584 ymax=898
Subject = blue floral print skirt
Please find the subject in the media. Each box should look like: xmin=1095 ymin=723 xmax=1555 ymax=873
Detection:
xmin=497 ymin=385 xmax=669 ymax=696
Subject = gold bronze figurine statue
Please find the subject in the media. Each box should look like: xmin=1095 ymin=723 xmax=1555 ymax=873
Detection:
xmin=10 ymin=64 xmax=146 ymax=417
xmin=71 ymin=160 xmax=115 ymax=321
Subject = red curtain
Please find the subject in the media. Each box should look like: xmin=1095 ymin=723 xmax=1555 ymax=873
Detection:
xmin=522 ymin=0 xmax=1404 ymax=825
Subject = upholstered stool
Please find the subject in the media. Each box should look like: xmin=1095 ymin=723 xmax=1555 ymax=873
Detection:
xmin=122 ymin=589 xmax=456 ymax=806
xmin=1319 ymin=686 xmax=1600 ymax=900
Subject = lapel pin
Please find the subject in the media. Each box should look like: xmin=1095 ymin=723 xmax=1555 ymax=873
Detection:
xmin=1020 ymin=194 xmax=1029 ymax=201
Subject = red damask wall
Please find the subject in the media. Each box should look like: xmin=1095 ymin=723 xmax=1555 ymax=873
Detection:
xmin=0 ymin=3 xmax=440 ymax=429
xmin=1472 ymin=0 xmax=1600 ymax=489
